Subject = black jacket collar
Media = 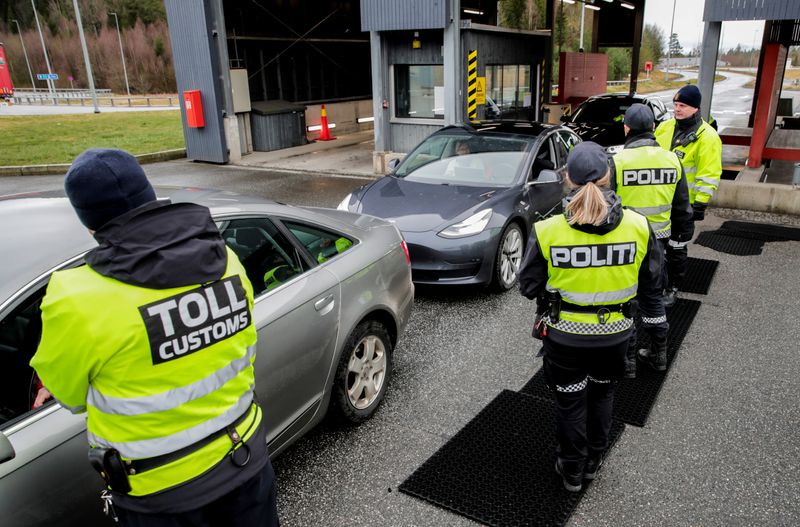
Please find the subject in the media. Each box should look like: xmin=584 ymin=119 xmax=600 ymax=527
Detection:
xmin=86 ymin=199 xmax=228 ymax=289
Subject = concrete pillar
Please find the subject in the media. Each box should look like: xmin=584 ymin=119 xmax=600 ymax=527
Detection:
xmin=698 ymin=21 xmax=721 ymax=121
xmin=443 ymin=0 xmax=461 ymax=125
xmin=370 ymin=31 xmax=389 ymax=152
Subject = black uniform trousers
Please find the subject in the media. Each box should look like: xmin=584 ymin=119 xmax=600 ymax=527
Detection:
xmin=663 ymin=238 xmax=688 ymax=291
xmin=116 ymin=459 xmax=279 ymax=527
xmin=542 ymin=335 xmax=627 ymax=478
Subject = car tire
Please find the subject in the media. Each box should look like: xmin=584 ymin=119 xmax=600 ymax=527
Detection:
xmin=330 ymin=320 xmax=393 ymax=424
xmin=492 ymin=222 xmax=524 ymax=292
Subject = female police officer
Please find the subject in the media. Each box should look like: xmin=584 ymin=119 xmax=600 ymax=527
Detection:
xmin=519 ymin=141 xmax=667 ymax=492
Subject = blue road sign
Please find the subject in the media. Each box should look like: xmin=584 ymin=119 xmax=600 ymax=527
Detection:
xmin=36 ymin=73 xmax=59 ymax=80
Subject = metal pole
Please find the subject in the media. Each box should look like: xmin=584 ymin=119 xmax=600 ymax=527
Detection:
xmin=73 ymin=0 xmax=99 ymax=113
xmin=109 ymin=12 xmax=130 ymax=96
xmin=749 ymin=29 xmax=758 ymax=69
xmin=664 ymin=0 xmax=676 ymax=82
xmin=31 ymin=0 xmax=56 ymax=102
xmin=579 ymin=2 xmax=585 ymax=51
xmin=12 ymin=19 xmax=37 ymax=92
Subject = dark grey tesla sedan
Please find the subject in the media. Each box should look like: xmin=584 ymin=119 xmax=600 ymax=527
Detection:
xmin=338 ymin=122 xmax=580 ymax=290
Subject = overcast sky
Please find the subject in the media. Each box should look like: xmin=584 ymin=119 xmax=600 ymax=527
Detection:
xmin=642 ymin=0 xmax=764 ymax=52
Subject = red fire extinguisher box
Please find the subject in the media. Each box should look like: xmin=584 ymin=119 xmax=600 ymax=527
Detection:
xmin=183 ymin=90 xmax=205 ymax=128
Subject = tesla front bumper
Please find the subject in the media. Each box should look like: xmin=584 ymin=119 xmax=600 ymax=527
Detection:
xmin=401 ymin=227 xmax=499 ymax=285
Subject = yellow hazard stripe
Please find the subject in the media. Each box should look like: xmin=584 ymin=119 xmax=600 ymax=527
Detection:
xmin=468 ymin=50 xmax=478 ymax=120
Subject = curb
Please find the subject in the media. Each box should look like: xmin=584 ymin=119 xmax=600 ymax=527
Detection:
xmin=0 ymin=149 xmax=187 ymax=177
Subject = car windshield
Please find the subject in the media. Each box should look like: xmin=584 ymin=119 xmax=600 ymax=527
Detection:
xmin=571 ymin=99 xmax=634 ymax=124
xmin=395 ymin=134 xmax=530 ymax=187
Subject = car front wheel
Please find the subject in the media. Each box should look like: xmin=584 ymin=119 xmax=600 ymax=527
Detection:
xmin=331 ymin=320 xmax=393 ymax=424
xmin=492 ymin=222 xmax=524 ymax=291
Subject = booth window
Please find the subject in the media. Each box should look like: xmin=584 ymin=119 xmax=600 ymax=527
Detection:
xmin=394 ymin=65 xmax=444 ymax=119
xmin=485 ymin=64 xmax=532 ymax=117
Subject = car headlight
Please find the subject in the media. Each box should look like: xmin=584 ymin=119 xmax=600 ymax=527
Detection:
xmin=605 ymin=144 xmax=624 ymax=155
xmin=337 ymin=193 xmax=353 ymax=211
xmin=438 ymin=209 xmax=492 ymax=238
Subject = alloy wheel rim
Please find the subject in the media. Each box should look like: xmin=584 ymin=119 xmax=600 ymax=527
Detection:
xmin=346 ymin=335 xmax=386 ymax=409
xmin=500 ymin=228 xmax=522 ymax=287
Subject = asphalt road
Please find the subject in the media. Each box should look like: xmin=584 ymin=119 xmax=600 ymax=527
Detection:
xmin=2 ymin=164 xmax=798 ymax=526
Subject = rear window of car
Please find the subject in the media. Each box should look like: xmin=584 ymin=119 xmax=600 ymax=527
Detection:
xmin=283 ymin=222 xmax=354 ymax=264
xmin=572 ymin=99 xmax=633 ymax=124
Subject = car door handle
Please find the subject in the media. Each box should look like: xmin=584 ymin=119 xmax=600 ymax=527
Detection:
xmin=314 ymin=294 xmax=335 ymax=315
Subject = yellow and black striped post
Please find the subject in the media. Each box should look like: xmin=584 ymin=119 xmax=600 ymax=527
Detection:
xmin=467 ymin=50 xmax=478 ymax=122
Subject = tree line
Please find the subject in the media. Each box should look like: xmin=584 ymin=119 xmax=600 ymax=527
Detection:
xmin=0 ymin=0 xmax=175 ymax=94
xmin=498 ymin=0 xmax=669 ymax=82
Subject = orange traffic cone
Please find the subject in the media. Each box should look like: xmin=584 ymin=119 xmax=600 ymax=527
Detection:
xmin=318 ymin=104 xmax=336 ymax=141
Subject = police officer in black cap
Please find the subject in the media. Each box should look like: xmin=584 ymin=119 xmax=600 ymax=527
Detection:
xmin=611 ymin=103 xmax=692 ymax=376
xmin=519 ymin=142 xmax=666 ymax=492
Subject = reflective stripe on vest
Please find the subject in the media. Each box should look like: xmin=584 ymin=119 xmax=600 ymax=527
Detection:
xmin=87 ymin=391 xmax=254 ymax=459
xmin=613 ymin=145 xmax=682 ymax=237
xmin=534 ymin=210 xmax=650 ymax=334
xmin=87 ymin=345 xmax=257 ymax=416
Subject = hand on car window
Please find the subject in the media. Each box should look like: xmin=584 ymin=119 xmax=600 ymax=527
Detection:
xmin=33 ymin=387 xmax=52 ymax=409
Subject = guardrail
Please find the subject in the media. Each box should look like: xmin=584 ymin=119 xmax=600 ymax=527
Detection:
xmin=12 ymin=92 xmax=178 ymax=108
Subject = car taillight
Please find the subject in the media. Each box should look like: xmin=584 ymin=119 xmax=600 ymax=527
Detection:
xmin=401 ymin=240 xmax=411 ymax=266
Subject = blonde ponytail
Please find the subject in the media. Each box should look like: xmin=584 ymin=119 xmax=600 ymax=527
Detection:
xmin=565 ymin=173 xmax=611 ymax=226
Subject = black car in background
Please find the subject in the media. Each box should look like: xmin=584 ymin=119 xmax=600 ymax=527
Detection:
xmin=562 ymin=93 xmax=669 ymax=155
xmin=338 ymin=122 xmax=579 ymax=291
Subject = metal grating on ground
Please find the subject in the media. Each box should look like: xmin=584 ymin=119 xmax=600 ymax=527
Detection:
xmin=719 ymin=221 xmax=800 ymax=242
xmin=695 ymin=231 xmax=764 ymax=256
xmin=520 ymin=299 xmax=702 ymax=427
xmin=680 ymin=257 xmax=719 ymax=295
xmin=399 ymin=390 xmax=625 ymax=527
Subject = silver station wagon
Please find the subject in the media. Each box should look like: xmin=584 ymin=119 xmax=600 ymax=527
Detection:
xmin=0 ymin=187 xmax=414 ymax=526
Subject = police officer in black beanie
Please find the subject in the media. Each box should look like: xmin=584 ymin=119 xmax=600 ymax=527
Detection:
xmin=654 ymin=85 xmax=722 ymax=307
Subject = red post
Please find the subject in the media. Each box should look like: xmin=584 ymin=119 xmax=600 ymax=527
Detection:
xmin=748 ymin=43 xmax=787 ymax=168
xmin=318 ymin=104 xmax=335 ymax=141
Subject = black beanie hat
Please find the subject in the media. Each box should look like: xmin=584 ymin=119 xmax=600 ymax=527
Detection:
xmin=624 ymin=103 xmax=655 ymax=131
xmin=674 ymin=85 xmax=702 ymax=108
xmin=64 ymin=148 xmax=156 ymax=230
xmin=566 ymin=142 xmax=609 ymax=185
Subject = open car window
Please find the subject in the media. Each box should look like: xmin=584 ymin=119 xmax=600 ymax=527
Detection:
xmin=529 ymin=137 xmax=556 ymax=182
xmin=220 ymin=218 xmax=308 ymax=297
xmin=282 ymin=222 xmax=354 ymax=264
xmin=572 ymin=99 xmax=632 ymax=124
xmin=0 ymin=290 xmax=49 ymax=429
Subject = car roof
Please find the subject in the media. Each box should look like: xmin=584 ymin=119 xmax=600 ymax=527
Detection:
xmin=583 ymin=93 xmax=654 ymax=104
xmin=0 ymin=187 xmax=361 ymax=308
xmin=438 ymin=121 xmax=561 ymax=139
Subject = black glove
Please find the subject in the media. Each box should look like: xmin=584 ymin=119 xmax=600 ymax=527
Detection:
xmin=692 ymin=202 xmax=707 ymax=222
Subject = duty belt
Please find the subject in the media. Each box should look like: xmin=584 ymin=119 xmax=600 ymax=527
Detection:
xmin=559 ymin=299 xmax=635 ymax=324
xmin=126 ymin=403 xmax=256 ymax=474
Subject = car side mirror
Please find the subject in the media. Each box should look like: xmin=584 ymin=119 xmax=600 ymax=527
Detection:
xmin=387 ymin=158 xmax=400 ymax=171
xmin=528 ymin=169 xmax=562 ymax=186
xmin=0 ymin=432 xmax=15 ymax=464
xmin=560 ymin=114 xmax=571 ymax=123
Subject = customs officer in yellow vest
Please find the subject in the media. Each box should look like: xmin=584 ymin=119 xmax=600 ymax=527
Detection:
xmin=30 ymin=149 xmax=279 ymax=526
xmin=519 ymin=142 xmax=668 ymax=492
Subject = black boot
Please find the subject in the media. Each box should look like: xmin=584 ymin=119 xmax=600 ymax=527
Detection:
xmin=662 ymin=286 xmax=678 ymax=308
xmin=555 ymin=458 xmax=582 ymax=492
xmin=638 ymin=336 xmax=667 ymax=371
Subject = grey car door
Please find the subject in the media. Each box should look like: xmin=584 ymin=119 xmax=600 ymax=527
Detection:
xmin=219 ymin=217 xmax=341 ymax=448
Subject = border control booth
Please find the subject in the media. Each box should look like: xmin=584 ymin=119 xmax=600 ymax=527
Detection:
xmin=361 ymin=0 xmax=550 ymax=172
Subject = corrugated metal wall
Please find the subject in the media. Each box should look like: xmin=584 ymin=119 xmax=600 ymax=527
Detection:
xmin=164 ymin=0 xmax=228 ymax=163
xmin=704 ymin=0 xmax=800 ymax=22
xmin=361 ymin=0 xmax=448 ymax=31
xmin=391 ymin=123 xmax=443 ymax=153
